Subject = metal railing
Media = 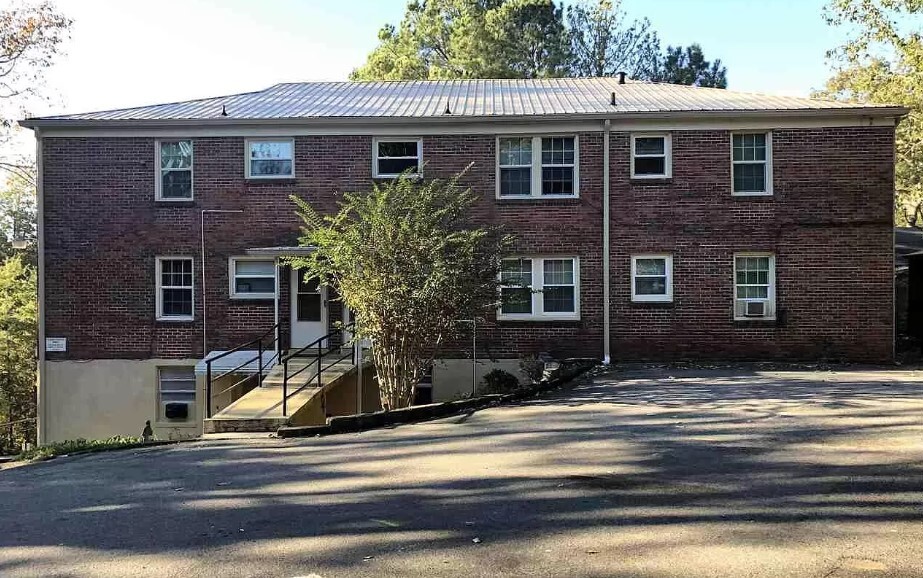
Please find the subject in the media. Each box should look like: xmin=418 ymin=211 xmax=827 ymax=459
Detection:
xmin=204 ymin=323 xmax=282 ymax=419
xmin=281 ymin=323 xmax=356 ymax=416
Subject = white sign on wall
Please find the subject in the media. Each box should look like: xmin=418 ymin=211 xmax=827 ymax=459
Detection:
xmin=45 ymin=337 xmax=67 ymax=352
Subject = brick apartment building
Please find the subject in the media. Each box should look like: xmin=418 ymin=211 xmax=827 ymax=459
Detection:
xmin=21 ymin=78 xmax=906 ymax=442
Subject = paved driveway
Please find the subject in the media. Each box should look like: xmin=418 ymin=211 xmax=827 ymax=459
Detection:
xmin=2 ymin=367 xmax=923 ymax=578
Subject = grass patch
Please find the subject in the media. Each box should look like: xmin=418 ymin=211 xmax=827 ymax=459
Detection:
xmin=16 ymin=436 xmax=150 ymax=462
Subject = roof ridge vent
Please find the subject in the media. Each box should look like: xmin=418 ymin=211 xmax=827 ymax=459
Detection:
xmin=618 ymin=71 xmax=627 ymax=84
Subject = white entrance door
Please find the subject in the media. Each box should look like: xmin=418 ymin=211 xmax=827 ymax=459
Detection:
xmin=291 ymin=270 xmax=327 ymax=349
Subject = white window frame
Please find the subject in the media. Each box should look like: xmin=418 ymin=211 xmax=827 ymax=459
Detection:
xmin=229 ymin=256 xmax=276 ymax=300
xmin=245 ymin=137 xmax=295 ymax=179
xmin=497 ymin=256 xmax=580 ymax=321
xmin=495 ymin=135 xmax=579 ymax=199
xmin=372 ymin=137 xmax=423 ymax=179
xmin=630 ymin=133 xmax=672 ymax=179
xmin=631 ymin=254 xmax=673 ymax=303
xmin=731 ymin=132 xmax=773 ymax=196
xmin=157 ymin=366 xmax=197 ymax=424
xmin=733 ymin=252 xmax=776 ymax=321
xmin=156 ymin=256 xmax=194 ymax=321
xmin=154 ymin=139 xmax=193 ymax=201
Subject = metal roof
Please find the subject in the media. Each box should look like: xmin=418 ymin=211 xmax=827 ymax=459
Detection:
xmin=22 ymin=78 xmax=907 ymax=126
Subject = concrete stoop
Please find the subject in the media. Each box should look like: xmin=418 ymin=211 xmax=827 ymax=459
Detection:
xmin=203 ymin=416 xmax=289 ymax=434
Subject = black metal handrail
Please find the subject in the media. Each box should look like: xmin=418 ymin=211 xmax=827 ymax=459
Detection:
xmin=281 ymin=323 xmax=356 ymax=416
xmin=205 ymin=323 xmax=281 ymax=419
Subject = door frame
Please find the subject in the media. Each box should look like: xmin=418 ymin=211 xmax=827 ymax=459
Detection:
xmin=290 ymin=269 xmax=328 ymax=349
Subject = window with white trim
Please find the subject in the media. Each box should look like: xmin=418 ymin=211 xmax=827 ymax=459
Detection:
xmin=732 ymin=132 xmax=772 ymax=195
xmin=156 ymin=140 xmax=193 ymax=200
xmin=156 ymin=257 xmax=193 ymax=320
xmin=499 ymin=257 xmax=579 ymax=320
xmin=631 ymin=255 xmax=673 ymax=302
xmin=246 ymin=139 xmax=294 ymax=178
xmin=158 ymin=366 xmax=196 ymax=422
xmin=373 ymin=139 xmax=422 ymax=178
xmin=497 ymin=136 xmax=578 ymax=198
xmin=734 ymin=254 xmax=776 ymax=319
xmin=230 ymin=258 xmax=275 ymax=299
xmin=631 ymin=134 xmax=671 ymax=178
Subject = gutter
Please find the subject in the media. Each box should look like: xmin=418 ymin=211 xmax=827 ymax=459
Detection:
xmin=18 ymin=106 xmax=912 ymax=131
xmin=602 ymin=120 xmax=611 ymax=365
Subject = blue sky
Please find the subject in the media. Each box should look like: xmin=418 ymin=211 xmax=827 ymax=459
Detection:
xmin=31 ymin=0 xmax=843 ymax=118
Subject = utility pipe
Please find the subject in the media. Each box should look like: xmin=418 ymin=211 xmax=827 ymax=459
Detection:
xmin=603 ymin=119 xmax=611 ymax=364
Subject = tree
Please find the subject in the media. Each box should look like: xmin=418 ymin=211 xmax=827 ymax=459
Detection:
xmin=0 ymin=254 xmax=36 ymax=452
xmin=0 ymin=170 xmax=37 ymax=265
xmin=652 ymin=44 xmax=727 ymax=88
xmin=351 ymin=0 xmax=571 ymax=80
xmin=566 ymin=0 xmax=660 ymax=79
xmin=817 ymin=0 xmax=922 ymax=226
xmin=0 ymin=1 xmax=70 ymax=183
xmin=288 ymin=171 xmax=510 ymax=410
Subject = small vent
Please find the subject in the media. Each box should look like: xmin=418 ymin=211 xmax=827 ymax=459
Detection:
xmin=163 ymin=401 xmax=191 ymax=420
xmin=744 ymin=301 xmax=766 ymax=317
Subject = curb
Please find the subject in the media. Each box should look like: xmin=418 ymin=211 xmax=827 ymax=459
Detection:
xmin=277 ymin=360 xmax=596 ymax=438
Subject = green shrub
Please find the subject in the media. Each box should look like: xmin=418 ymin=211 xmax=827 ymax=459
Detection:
xmin=16 ymin=436 xmax=145 ymax=462
xmin=480 ymin=369 xmax=520 ymax=395
xmin=519 ymin=354 xmax=545 ymax=383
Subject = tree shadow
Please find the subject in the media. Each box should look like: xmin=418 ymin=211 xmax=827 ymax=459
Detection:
xmin=1 ymin=367 xmax=922 ymax=576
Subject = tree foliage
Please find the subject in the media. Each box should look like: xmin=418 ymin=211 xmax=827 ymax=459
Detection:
xmin=288 ymin=170 xmax=511 ymax=410
xmin=0 ymin=254 xmax=36 ymax=453
xmin=0 ymin=170 xmax=36 ymax=264
xmin=817 ymin=0 xmax=923 ymax=226
xmin=352 ymin=0 xmax=729 ymax=86
xmin=652 ymin=44 xmax=727 ymax=88
xmin=566 ymin=0 xmax=659 ymax=78
xmin=0 ymin=1 xmax=70 ymax=183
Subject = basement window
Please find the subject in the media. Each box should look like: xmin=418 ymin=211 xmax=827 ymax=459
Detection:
xmin=158 ymin=366 xmax=196 ymax=422
xmin=246 ymin=138 xmax=294 ymax=178
xmin=156 ymin=257 xmax=194 ymax=321
xmin=373 ymin=138 xmax=422 ymax=178
xmin=229 ymin=258 xmax=276 ymax=299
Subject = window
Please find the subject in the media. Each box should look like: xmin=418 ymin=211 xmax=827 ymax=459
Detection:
xmin=230 ymin=258 xmax=275 ymax=299
xmin=156 ymin=257 xmax=193 ymax=320
xmin=631 ymin=255 xmax=673 ymax=302
xmin=158 ymin=366 xmax=196 ymax=422
xmin=732 ymin=132 xmax=772 ymax=195
xmin=156 ymin=140 xmax=193 ymax=200
xmin=498 ymin=257 xmax=579 ymax=320
xmin=631 ymin=134 xmax=671 ymax=178
xmin=246 ymin=138 xmax=294 ymax=178
xmin=497 ymin=136 xmax=578 ymax=198
xmin=296 ymin=271 xmax=322 ymax=322
xmin=734 ymin=254 xmax=776 ymax=320
xmin=373 ymin=139 xmax=422 ymax=178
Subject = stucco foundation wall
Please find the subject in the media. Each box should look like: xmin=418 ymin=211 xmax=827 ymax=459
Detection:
xmin=43 ymin=359 xmax=200 ymax=443
xmin=432 ymin=359 xmax=527 ymax=401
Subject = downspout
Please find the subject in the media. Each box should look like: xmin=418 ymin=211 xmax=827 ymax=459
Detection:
xmin=35 ymin=128 xmax=46 ymax=444
xmin=603 ymin=120 xmax=611 ymax=364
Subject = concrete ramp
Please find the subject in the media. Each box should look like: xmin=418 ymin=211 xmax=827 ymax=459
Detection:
xmin=204 ymin=355 xmax=357 ymax=433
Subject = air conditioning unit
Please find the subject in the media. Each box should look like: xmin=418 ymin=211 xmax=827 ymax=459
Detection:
xmin=744 ymin=301 xmax=766 ymax=318
xmin=162 ymin=401 xmax=193 ymax=421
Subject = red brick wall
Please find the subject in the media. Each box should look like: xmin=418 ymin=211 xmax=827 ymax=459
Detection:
xmin=41 ymin=125 xmax=894 ymax=363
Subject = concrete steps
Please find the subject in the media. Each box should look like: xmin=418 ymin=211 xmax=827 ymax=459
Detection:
xmin=204 ymin=352 xmax=357 ymax=433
